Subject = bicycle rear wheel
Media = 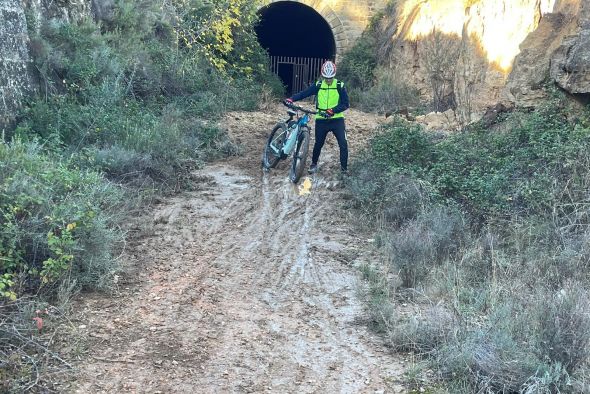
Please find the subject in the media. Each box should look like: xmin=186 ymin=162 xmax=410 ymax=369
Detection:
xmin=262 ymin=123 xmax=287 ymax=169
xmin=289 ymin=127 xmax=310 ymax=183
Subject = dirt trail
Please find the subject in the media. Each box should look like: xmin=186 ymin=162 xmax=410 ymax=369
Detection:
xmin=68 ymin=105 xmax=406 ymax=393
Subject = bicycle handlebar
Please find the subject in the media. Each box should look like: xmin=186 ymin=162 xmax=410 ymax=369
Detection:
xmin=283 ymin=101 xmax=317 ymax=115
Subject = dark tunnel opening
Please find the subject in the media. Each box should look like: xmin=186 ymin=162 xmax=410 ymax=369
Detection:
xmin=256 ymin=2 xmax=336 ymax=95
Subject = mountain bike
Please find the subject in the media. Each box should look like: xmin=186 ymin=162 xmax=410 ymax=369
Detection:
xmin=262 ymin=102 xmax=318 ymax=183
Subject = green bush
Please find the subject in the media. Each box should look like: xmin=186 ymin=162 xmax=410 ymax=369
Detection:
xmin=16 ymin=92 xmax=204 ymax=188
xmin=0 ymin=140 xmax=122 ymax=298
xmin=17 ymin=13 xmax=266 ymax=189
xmin=369 ymin=118 xmax=434 ymax=174
xmin=352 ymin=101 xmax=590 ymax=390
xmin=389 ymin=207 xmax=465 ymax=289
xmin=338 ymin=29 xmax=378 ymax=91
xmin=357 ymin=102 xmax=590 ymax=221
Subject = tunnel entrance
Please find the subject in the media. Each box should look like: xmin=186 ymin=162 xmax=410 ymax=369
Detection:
xmin=256 ymin=2 xmax=336 ymax=96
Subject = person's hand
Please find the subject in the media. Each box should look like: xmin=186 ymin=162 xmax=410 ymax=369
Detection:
xmin=325 ymin=109 xmax=335 ymax=117
xmin=284 ymin=98 xmax=294 ymax=106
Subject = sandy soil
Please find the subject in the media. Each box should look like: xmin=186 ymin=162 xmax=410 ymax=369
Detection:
xmin=66 ymin=105 xmax=406 ymax=393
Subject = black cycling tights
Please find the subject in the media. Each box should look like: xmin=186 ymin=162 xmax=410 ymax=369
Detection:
xmin=312 ymin=118 xmax=348 ymax=171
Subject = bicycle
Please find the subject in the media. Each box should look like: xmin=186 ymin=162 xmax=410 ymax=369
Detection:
xmin=262 ymin=102 xmax=318 ymax=183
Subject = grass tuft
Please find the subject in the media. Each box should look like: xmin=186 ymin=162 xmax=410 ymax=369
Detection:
xmin=351 ymin=96 xmax=590 ymax=390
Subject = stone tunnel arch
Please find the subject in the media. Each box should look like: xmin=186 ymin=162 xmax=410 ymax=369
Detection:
xmin=256 ymin=1 xmax=346 ymax=95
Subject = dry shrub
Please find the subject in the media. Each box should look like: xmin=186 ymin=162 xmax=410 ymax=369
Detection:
xmin=0 ymin=299 xmax=74 ymax=392
xmin=348 ymin=163 xmax=431 ymax=227
xmin=382 ymin=176 xmax=431 ymax=227
xmin=351 ymin=67 xmax=421 ymax=114
xmin=453 ymin=35 xmax=487 ymax=126
xmin=435 ymin=286 xmax=590 ymax=392
xmin=456 ymin=231 xmax=497 ymax=286
xmin=468 ymin=337 xmax=540 ymax=392
xmin=358 ymin=263 xmax=396 ymax=333
xmin=435 ymin=326 xmax=542 ymax=392
xmin=388 ymin=305 xmax=457 ymax=354
xmin=421 ymin=31 xmax=460 ymax=112
xmin=536 ymin=286 xmax=590 ymax=374
xmin=389 ymin=207 xmax=466 ymax=288
xmin=504 ymin=218 xmax=590 ymax=290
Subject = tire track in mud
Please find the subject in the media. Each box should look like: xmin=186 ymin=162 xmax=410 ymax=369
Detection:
xmin=188 ymin=167 xmax=401 ymax=393
xmin=68 ymin=108 xmax=406 ymax=393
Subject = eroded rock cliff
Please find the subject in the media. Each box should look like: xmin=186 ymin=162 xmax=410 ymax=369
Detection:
xmin=507 ymin=0 xmax=589 ymax=105
xmin=387 ymin=0 xmax=589 ymax=121
xmin=549 ymin=1 xmax=590 ymax=95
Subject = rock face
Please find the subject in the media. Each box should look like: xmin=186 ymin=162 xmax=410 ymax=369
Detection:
xmin=506 ymin=0 xmax=589 ymax=105
xmin=0 ymin=0 xmax=33 ymax=131
xmin=551 ymin=21 xmax=590 ymax=95
xmin=415 ymin=109 xmax=459 ymax=131
xmin=0 ymin=0 xmax=92 ymax=132
xmin=505 ymin=12 xmax=575 ymax=106
xmin=386 ymin=0 xmax=589 ymax=120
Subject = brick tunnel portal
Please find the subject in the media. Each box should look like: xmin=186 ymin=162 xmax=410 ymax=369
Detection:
xmin=256 ymin=2 xmax=337 ymax=95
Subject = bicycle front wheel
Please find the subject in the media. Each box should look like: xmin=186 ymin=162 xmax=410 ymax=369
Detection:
xmin=289 ymin=127 xmax=310 ymax=183
xmin=262 ymin=123 xmax=287 ymax=169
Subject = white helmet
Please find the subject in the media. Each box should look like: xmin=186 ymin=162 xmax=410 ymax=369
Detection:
xmin=321 ymin=61 xmax=337 ymax=78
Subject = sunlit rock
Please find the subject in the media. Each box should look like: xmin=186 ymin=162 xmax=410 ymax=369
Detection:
xmin=388 ymin=0 xmax=589 ymax=117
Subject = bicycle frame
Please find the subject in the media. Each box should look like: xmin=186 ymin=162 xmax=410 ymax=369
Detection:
xmin=284 ymin=113 xmax=311 ymax=155
xmin=269 ymin=111 xmax=311 ymax=157
xmin=262 ymin=102 xmax=317 ymax=182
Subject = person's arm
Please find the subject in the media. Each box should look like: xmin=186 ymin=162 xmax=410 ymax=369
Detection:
xmin=332 ymin=82 xmax=350 ymax=114
xmin=290 ymin=83 xmax=320 ymax=102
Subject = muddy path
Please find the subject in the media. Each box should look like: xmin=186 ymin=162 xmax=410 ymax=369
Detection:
xmin=67 ymin=105 xmax=406 ymax=393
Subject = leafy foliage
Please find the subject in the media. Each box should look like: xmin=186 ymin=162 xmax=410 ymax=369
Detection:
xmin=364 ymin=102 xmax=590 ymax=221
xmin=3 ymin=0 xmax=280 ymax=390
xmin=16 ymin=0 xmax=282 ymax=191
xmin=350 ymin=99 xmax=590 ymax=391
xmin=339 ymin=27 xmax=378 ymax=91
xmin=4 ymin=0 xmax=279 ymax=297
xmin=174 ymin=0 xmax=268 ymax=77
xmin=0 ymin=141 xmax=122 ymax=298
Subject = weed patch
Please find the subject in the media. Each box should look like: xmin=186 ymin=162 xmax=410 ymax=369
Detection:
xmin=351 ymin=99 xmax=590 ymax=390
xmin=0 ymin=141 xmax=123 ymax=298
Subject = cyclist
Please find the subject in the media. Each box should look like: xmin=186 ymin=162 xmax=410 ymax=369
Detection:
xmin=285 ymin=61 xmax=350 ymax=175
